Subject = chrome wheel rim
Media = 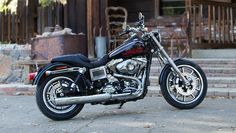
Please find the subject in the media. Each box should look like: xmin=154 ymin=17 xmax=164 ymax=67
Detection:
xmin=43 ymin=76 xmax=77 ymax=114
xmin=166 ymin=65 xmax=204 ymax=104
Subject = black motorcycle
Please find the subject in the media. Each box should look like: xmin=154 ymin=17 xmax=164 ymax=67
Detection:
xmin=33 ymin=13 xmax=207 ymax=120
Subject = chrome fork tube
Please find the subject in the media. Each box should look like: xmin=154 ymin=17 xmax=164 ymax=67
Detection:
xmin=150 ymin=33 xmax=189 ymax=85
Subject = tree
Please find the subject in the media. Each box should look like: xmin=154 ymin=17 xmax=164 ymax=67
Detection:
xmin=0 ymin=0 xmax=13 ymax=12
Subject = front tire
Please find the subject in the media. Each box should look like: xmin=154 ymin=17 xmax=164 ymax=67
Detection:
xmin=160 ymin=59 xmax=207 ymax=109
xmin=36 ymin=74 xmax=84 ymax=120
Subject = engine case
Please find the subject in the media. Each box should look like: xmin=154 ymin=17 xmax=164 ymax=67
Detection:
xmin=116 ymin=59 xmax=146 ymax=75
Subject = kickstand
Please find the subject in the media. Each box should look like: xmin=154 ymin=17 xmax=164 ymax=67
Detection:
xmin=118 ymin=102 xmax=125 ymax=109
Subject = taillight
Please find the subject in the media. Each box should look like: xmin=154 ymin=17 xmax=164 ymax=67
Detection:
xmin=28 ymin=72 xmax=37 ymax=81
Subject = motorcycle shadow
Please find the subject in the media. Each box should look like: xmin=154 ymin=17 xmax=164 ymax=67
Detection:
xmin=74 ymin=106 xmax=146 ymax=121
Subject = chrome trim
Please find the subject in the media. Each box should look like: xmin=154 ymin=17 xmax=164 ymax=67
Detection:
xmin=89 ymin=66 xmax=107 ymax=81
xmin=45 ymin=67 xmax=86 ymax=75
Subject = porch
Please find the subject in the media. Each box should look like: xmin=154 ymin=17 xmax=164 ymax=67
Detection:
xmin=0 ymin=0 xmax=235 ymax=58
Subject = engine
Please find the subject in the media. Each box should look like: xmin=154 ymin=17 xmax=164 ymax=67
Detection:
xmin=90 ymin=58 xmax=146 ymax=95
xmin=109 ymin=58 xmax=147 ymax=76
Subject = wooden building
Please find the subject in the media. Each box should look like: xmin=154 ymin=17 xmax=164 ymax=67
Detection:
xmin=0 ymin=0 xmax=235 ymax=57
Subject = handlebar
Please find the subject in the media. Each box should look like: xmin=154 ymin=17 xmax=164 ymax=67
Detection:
xmin=119 ymin=12 xmax=146 ymax=36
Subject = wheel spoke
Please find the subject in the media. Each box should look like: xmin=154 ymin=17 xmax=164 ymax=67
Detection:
xmin=183 ymin=95 xmax=185 ymax=102
xmin=175 ymin=92 xmax=181 ymax=99
xmin=196 ymin=86 xmax=201 ymax=91
xmin=191 ymin=94 xmax=196 ymax=99
xmin=190 ymin=70 xmax=194 ymax=75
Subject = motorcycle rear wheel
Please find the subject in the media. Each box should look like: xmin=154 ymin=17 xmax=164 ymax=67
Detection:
xmin=36 ymin=74 xmax=84 ymax=121
xmin=160 ymin=59 xmax=207 ymax=109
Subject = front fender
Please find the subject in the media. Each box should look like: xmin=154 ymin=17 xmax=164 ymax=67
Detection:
xmin=158 ymin=58 xmax=186 ymax=85
xmin=33 ymin=63 xmax=71 ymax=85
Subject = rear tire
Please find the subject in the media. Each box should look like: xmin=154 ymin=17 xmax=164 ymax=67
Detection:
xmin=160 ymin=60 xmax=207 ymax=109
xmin=36 ymin=74 xmax=84 ymax=121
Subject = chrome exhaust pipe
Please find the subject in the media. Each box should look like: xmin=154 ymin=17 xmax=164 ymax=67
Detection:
xmin=54 ymin=74 xmax=144 ymax=106
xmin=55 ymin=93 xmax=112 ymax=105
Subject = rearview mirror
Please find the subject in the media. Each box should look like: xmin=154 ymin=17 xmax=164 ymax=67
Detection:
xmin=139 ymin=12 xmax=144 ymax=20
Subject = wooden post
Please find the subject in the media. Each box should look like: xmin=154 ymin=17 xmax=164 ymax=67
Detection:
xmin=154 ymin=0 xmax=160 ymax=18
xmin=87 ymin=0 xmax=94 ymax=58
xmin=208 ymin=5 xmax=212 ymax=44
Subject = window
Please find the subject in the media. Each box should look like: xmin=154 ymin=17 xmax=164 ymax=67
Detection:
xmin=160 ymin=0 xmax=185 ymax=16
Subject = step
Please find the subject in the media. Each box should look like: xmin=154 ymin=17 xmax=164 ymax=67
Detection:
xmin=147 ymin=86 xmax=236 ymax=97
xmin=151 ymin=58 xmax=236 ymax=68
xmin=150 ymin=67 xmax=236 ymax=77
xmin=149 ymin=76 xmax=236 ymax=88
xmin=192 ymin=49 xmax=236 ymax=58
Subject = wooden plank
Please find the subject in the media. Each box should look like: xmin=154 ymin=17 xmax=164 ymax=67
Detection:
xmin=0 ymin=13 xmax=2 ymax=42
xmin=75 ymin=0 xmax=86 ymax=34
xmin=199 ymin=4 xmax=203 ymax=43
xmin=100 ymin=0 xmax=108 ymax=31
xmin=41 ymin=7 xmax=45 ymax=32
xmin=218 ymin=6 xmax=221 ymax=43
xmin=192 ymin=0 xmax=236 ymax=7
xmin=37 ymin=7 xmax=42 ymax=34
xmin=1 ymin=11 xmax=5 ymax=42
xmin=87 ymin=0 xmax=94 ymax=58
xmin=208 ymin=5 xmax=212 ymax=43
xmin=14 ymin=13 xmax=18 ymax=43
xmin=222 ymin=6 xmax=225 ymax=43
xmin=213 ymin=5 xmax=216 ymax=43
xmin=192 ymin=43 xmax=236 ymax=49
xmin=11 ymin=13 xmax=15 ymax=42
xmin=230 ymin=7 xmax=234 ymax=42
xmin=7 ymin=10 xmax=11 ymax=42
xmin=226 ymin=7 xmax=230 ymax=42
xmin=154 ymin=0 xmax=160 ymax=18
xmin=192 ymin=5 xmax=196 ymax=44
xmin=63 ymin=4 xmax=68 ymax=28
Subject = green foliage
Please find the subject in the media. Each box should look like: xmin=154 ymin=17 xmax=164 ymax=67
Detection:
xmin=0 ymin=0 xmax=9 ymax=12
xmin=39 ymin=0 xmax=55 ymax=7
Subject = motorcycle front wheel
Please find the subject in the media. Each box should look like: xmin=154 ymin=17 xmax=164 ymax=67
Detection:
xmin=160 ymin=59 xmax=207 ymax=109
xmin=36 ymin=74 xmax=84 ymax=121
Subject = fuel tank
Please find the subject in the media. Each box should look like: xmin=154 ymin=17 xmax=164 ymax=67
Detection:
xmin=109 ymin=35 xmax=146 ymax=59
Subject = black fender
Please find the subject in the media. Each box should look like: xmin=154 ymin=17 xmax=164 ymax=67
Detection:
xmin=33 ymin=62 xmax=71 ymax=85
xmin=159 ymin=58 xmax=186 ymax=85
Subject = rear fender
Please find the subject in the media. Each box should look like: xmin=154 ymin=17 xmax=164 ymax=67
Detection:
xmin=159 ymin=58 xmax=185 ymax=85
xmin=33 ymin=63 xmax=71 ymax=85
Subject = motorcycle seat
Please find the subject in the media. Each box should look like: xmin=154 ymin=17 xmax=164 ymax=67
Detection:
xmin=51 ymin=54 xmax=109 ymax=69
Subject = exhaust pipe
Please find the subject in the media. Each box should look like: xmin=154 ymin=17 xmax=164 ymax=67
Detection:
xmin=54 ymin=92 xmax=135 ymax=106
xmin=54 ymin=74 xmax=143 ymax=106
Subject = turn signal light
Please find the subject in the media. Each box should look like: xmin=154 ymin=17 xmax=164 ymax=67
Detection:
xmin=28 ymin=72 xmax=37 ymax=81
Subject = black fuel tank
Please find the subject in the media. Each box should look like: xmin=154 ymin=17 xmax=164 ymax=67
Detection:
xmin=109 ymin=35 xmax=146 ymax=59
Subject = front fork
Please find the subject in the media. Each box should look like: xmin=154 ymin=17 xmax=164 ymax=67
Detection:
xmin=150 ymin=33 xmax=190 ymax=86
